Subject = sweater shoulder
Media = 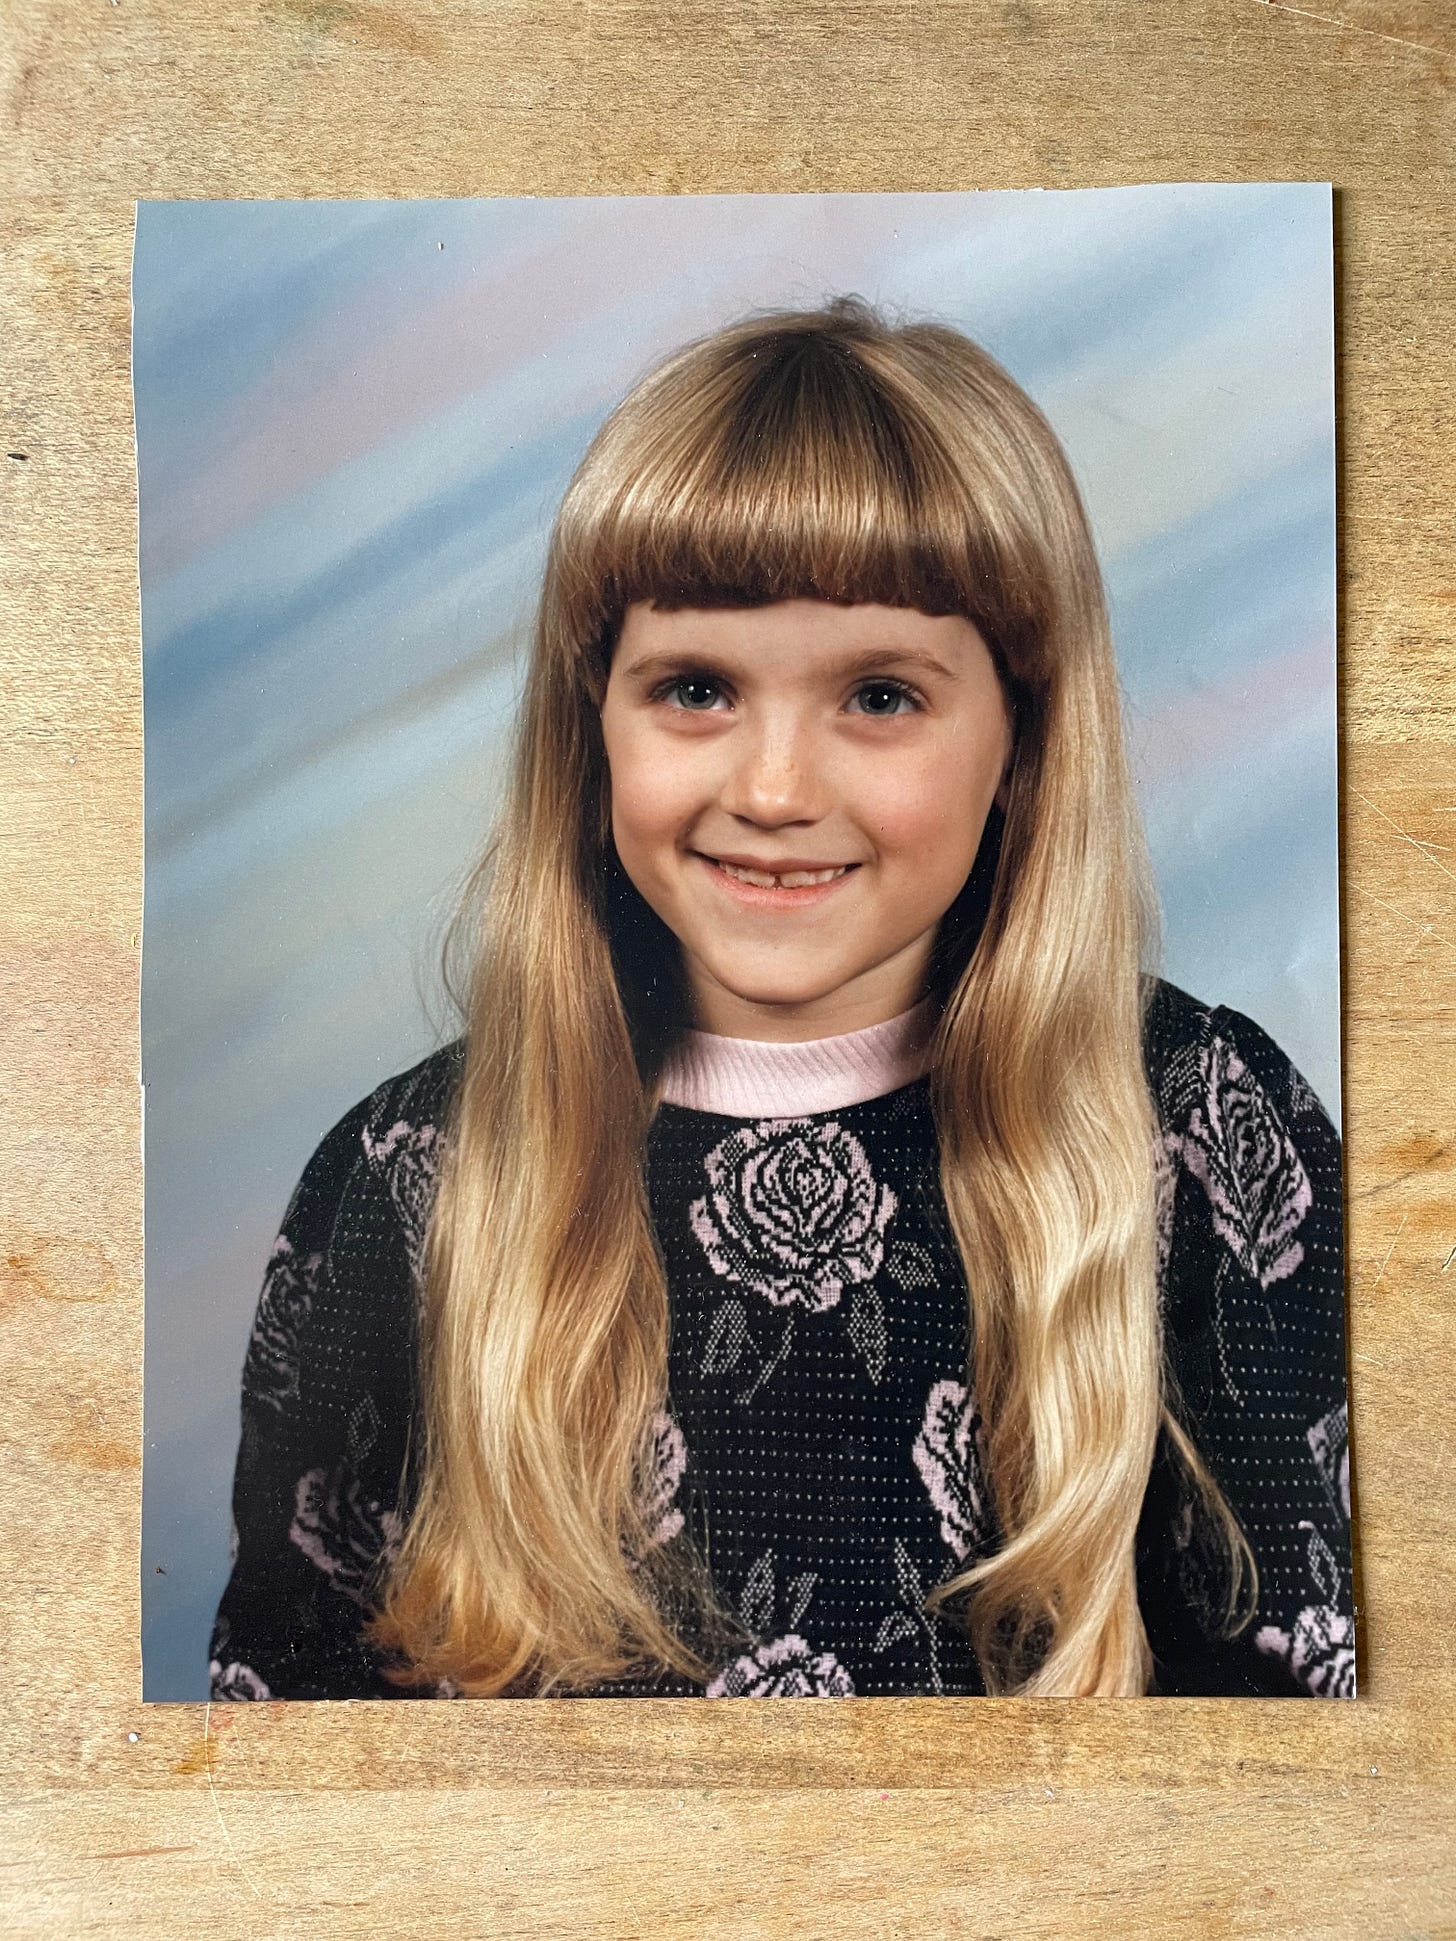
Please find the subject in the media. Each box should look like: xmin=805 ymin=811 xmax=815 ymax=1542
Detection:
xmin=1141 ymin=973 xmax=1216 ymax=1063
xmin=275 ymin=1035 xmax=466 ymax=1272
xmin=364 ymin=1033 xmax=467 ymax=1128
xmin=334 ymin=1034 xmax=466 ymax=1168
xmin=1141 ymin=975 xmax=1336 ymax=1136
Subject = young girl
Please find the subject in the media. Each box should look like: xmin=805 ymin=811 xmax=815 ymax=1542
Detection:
xmin=209 ymin=296 xmax=1354 ymax=1703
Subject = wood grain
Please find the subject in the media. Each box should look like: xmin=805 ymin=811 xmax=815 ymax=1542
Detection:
xmin=2 ymin=1 xmax=1453 ymax=1932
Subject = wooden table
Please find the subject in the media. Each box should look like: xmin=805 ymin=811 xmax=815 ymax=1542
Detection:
xmin=2 ymin=2 xmax=1453 ymax=1932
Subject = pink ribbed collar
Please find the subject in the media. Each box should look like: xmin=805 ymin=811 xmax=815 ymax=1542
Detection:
xmin=658 ymin=1000 xmax=937 ymax=1117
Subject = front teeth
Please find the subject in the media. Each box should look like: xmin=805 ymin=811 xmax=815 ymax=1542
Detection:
xmin=716 ymin=861 xmax=850 ymax=889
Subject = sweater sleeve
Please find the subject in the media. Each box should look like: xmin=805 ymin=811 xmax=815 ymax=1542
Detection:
xmin=1151 ymin=999 xmax=1355 ymax=1698
xmin=207 ymin=1085 xmax=426 ymax=1701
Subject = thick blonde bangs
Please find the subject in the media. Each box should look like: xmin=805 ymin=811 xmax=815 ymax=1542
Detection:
xmin=545 ymin=303 xmax=1047 ymax=708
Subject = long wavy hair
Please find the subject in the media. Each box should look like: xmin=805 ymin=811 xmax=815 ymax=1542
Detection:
xmin=366 ymin=295 xmax=1257 ymax=1697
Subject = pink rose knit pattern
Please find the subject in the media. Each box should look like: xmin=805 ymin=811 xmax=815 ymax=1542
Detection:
xmin=245 ymin=1231 xmax=322 ymax=1414
xmin=689 ymin=1118 xmax=897 ymax=1311
xmin=913 ymin=1378 xmax=992 ymax=1561
xmin=361 ymin=1115 xmax=443 ymax=1281
xmin=637 ymin=1408 xmax=688 ymax=1553
xmin=1171 ymin=1038 xmax=1313 ymax=1290
xmin=706 ymin=1634 xmax=856 ymax=1698
xmin=211 ymin=983 xmax=1352 ymax=1702
xmin=705 ymin=1549 xmax=855 ymax=1697
xmin=1254 ymin=1521 xmax=1356 ymax=1698
xmin=289 ymin=1461 xmax=404 ymax=1603
xmin=209 ymin=1658 xmax=272 ymax=1701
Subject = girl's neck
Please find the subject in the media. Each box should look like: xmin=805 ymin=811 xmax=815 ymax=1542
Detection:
xmin=658 ymin=999 xmax=937 ymax=1117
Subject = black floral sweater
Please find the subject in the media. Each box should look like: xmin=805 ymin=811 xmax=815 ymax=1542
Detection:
xmin=209 ymin=978 xmax=1355 ymax=1702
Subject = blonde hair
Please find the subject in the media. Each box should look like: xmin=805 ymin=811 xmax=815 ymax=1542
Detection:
xmin=367 ymin=296 xmax=1257 ymax=1697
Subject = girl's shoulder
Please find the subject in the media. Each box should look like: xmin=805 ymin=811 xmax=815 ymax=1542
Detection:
xmin=1142 ymin=975 xmax=1344 ymax=1347
xmin=355 ymin=1034 xmax=467 ymax=1163
xmin=295 ymin=1035 xmax=465 ymax=1161
xmin=1141 ymin=975 xmax=1337 ymax=1140
xmin=279 ymin=1036 xmax=468 ymax=1281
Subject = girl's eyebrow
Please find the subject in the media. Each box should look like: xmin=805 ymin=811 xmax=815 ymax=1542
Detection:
xmin=618 ymin=645 xmax=962 ymax=684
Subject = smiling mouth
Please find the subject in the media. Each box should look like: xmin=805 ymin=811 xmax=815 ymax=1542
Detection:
xmin=703 ymin=857 xmax=857 ymax=890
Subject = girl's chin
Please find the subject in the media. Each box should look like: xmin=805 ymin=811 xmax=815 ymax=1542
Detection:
xmin=685 ymin=962 xmax=894 ymax=1031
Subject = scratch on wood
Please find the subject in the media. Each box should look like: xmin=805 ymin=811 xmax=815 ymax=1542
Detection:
xmin=1252 ymin=0 xmax=1452 ymax=61
xmin=1347 ymin=883 xmax=1454 ymax=952
xmin=202 ymin=1701 xmax=264 ymax=1901
xmin=620 ymin=1881 xmax=647 ymax=1939
xmin=1442 ymin=1244 xmax=1456 ymax=1271
xmin=1370 ymin=1212 xmax=1410 ymax=1291
xmin=1356 ymin=791 xmax=1456 ymax=890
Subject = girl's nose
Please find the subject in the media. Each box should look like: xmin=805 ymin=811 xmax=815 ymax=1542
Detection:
xmin=720 ymin=719 xmax=825 ymax=826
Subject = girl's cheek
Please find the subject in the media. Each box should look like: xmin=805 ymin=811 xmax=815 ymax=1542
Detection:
xmin=612 ymin=747 xmax=702 ymax=845
xmin=859 ymin=766 xmax=944 ymax=844
xmin=651 ymin=735 xmax=720 ymax=814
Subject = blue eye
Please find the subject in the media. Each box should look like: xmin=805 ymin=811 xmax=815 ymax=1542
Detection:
xmin=665 ymin=676 xmax=724 ymax=711
xmin=850 ymin=680 xmax=917 ymax=716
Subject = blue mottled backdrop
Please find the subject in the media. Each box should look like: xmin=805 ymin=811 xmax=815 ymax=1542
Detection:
xmin=135 ymin=185 xmax=1339 ymax=1699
